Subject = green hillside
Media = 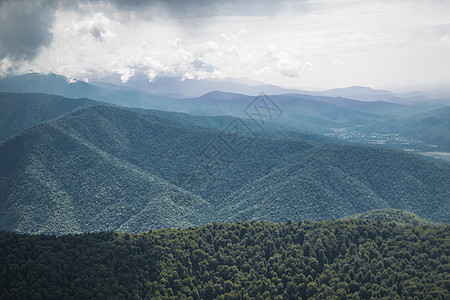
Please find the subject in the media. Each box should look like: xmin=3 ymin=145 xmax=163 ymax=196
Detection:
xmin=349 ymin=209 xmax=439 ymax=226
xmin=220 ymin=144 xmax=450 ymax=224
xmin=0 ymin=111 xmax=215 ymax=234
xmin=0 ymin=92 xmax=331 ymax=146
xmin=1 ymin=220 xmax=449 ymax=299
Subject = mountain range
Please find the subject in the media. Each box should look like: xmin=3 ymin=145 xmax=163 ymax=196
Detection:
xmin=0 ymin=93 xmax=448 ymax=234
xmin=1 ymin=73 xmax=449 ymax=152
xmin=92 ymin=72 xmax=436 ymax=103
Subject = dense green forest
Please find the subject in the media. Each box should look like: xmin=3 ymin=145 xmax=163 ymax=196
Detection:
xmin=1 ymin=105 xmax=449 ymax=234
xmin=1 ymin=220 xmax=449 ymax=299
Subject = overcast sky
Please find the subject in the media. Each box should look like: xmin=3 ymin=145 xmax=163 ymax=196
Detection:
xmin=1 ymin=0 xmax=449 ymax=92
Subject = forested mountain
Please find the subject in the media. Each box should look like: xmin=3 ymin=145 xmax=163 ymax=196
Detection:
xmin=0 ymin=105 xmax=313 ymax=234
xmin=0 ymin=106 xmax=220 ymax=234
xmin=1 ymin=220 xmax=448 ymax=299
xmin=0 ymin=93 xmax=103 ymax=142
xmin=0 ymin=105 xmax=448 ymax=234
xmin=219 ymin=144 xmax=450 ymax=223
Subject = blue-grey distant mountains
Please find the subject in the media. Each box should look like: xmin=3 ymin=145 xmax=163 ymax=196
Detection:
xmin=91 ymin=72 xmax=437 ymax=103
xmin=1 ymin=73 xmax=449 ymax=152
xmin=0 ymin=72 xmax=441 ymax=105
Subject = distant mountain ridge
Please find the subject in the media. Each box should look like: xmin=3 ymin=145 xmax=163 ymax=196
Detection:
xmin=0 ymin=73 xmax=178 ymax=110
xmin=1 ymin=73 xmax=448 ymax=151
xmin=94 ymin=73 xmax=440 ymax=103
xmin=0 ymin=73 xmax=440 ymax=103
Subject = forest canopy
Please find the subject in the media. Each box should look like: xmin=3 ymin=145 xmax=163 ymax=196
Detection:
xmin=1 ymin=219 xmax=449 ymax=299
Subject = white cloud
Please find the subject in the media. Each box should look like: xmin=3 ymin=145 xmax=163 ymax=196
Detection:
xmin=3 ymin=0 xmax=450 ymax=91
xmin=74 ymin=12 xmax=112 ymax=41
xmin=262 ymin=45 xmax=312 ymax=78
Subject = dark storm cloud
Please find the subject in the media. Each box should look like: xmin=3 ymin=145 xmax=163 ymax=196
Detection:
xmin=0 ymin=0 xmax=305 ymax=64
xmin=0 ymin=0 xmax=57 ymax=61
xmin=92 ymin=0 xmax=300 ymax=19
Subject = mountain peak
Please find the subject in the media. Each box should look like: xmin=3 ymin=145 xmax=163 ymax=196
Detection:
xmin=324 ymin=86 xmax=393 ymax=96
xmin=197 ymin=90 xmax=247 ymax=101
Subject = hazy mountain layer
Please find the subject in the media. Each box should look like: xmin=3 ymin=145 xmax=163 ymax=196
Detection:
xmin=1 ymin=75 xmax=448 ymax=151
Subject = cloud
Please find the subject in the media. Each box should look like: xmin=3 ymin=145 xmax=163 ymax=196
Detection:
xmin=262 ymin=46 xmax=312 ymax=78
xmin=0 ymin=0 xmax=293 ymax=72
xmin=105 ymin=0 xmax=299 ymax=19
xmin=73 ymin=12 xmax=111 ymax=41
xmin=2 ymin=0 xmax=450 ymax=91
xmin=0 ymin=0 xmax=57 ymax=61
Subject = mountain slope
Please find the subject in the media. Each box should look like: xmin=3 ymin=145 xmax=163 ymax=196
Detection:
xmin=220 ymin=144 xmax=450 ymax=223
xmin=33 ymin=106 xmax=314 ymax=205
xmin=0 ymin=93 xmax=104 ymax=142
xmin=0 ymin=92 xmax=327 ymax=146
xmin=0 ymin=105 xmax=313 ymax=233
xmin=0 ymin=114 xmax=214 ymax=234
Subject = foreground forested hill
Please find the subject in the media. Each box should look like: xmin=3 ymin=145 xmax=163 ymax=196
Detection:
xmin=1 ymin=220 xmax=449 ymax=299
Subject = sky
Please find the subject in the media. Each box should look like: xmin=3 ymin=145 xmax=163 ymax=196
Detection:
xmin=0 ymin=0 xmax=449 ymax=93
